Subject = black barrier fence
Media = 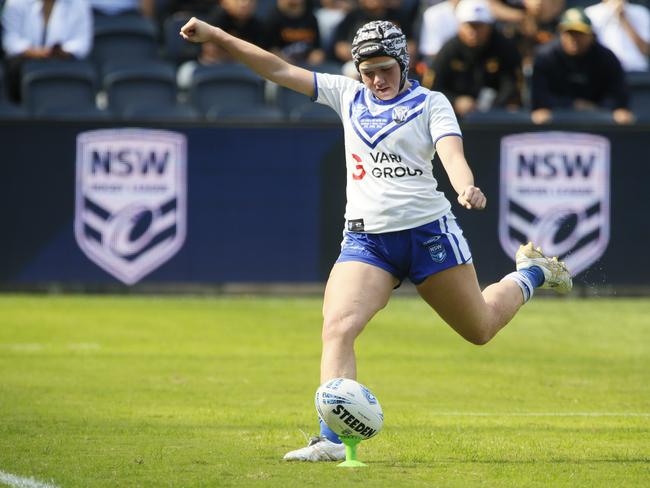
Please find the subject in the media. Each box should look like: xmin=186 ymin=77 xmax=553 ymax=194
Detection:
xmin=0 ymin=121 xmax=648 ymax=291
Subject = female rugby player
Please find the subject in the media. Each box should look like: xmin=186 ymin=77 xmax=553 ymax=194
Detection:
xmin=180 ymin=18 xmax=572 ymax=461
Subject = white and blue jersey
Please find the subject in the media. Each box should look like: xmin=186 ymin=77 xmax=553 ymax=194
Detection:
xmin=313 ymin=72 xmax=462 ymax=234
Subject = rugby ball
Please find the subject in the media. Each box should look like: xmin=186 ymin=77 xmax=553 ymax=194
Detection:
xmin=315 ymin=378 xmax=383 ymax=439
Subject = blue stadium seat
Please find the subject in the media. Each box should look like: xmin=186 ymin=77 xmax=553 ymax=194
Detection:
xmin=626 ymin=71 xmax=650 ymax=116
xmin=104 ymin=62 xmax=178 ymax=118
xmin=34 ymin=106 xmax=111 ymax=120
xmin=549 ymin=108 xmax=615 ymax=125
xmin=163 ymin=13 xmax=201 ymax=64
xmin=0 ymin=102 xmax=28 ymax=119
xmin=206 ymin=105 xmax=285 ymax=122
xmin=92 ymin=15 xmax=159 ymax=69
xmin=189 ymin=64 xmax=266 ymax=115
xmin=123 ymin=103 xmax=201 ymax=121
xmin=462 ymin=108 xmax=533 ymax=124
xmin=275 ymin=84 xmax=312 ymax=117
xmin=21 ymin=60 xmax=98 ymax=115
xmin=289 ymin=102 xmax=339 ymax=122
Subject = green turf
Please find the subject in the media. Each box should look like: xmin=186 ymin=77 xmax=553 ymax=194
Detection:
xmin=0 ymin=295 xmax=648 ymax=487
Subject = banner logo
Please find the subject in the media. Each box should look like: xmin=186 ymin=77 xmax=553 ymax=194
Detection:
xmin=499 ymin=132 xmax=610 ymax=276
xmin=75 ymin=129 xmax=187 ymax=284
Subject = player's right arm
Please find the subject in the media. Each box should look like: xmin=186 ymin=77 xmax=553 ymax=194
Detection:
xmin=180 ymin=17 xmax=314 ymax=98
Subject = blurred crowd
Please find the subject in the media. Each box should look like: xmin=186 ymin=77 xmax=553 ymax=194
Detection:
xmin=1 ymin=0 xmax=649 ymax=123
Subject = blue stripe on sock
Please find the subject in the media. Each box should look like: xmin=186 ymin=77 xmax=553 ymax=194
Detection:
xmin=519 ymin=266 xmax=545 ymax=288
xmin=319 ymin=419 xmax=342 ymax=444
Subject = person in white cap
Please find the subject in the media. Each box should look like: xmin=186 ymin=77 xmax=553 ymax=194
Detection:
xmin=429 ymin=0 xmax=523 ymax=117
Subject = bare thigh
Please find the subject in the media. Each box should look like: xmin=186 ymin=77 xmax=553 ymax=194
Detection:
xmin=322 ymin=261 xmax=399 ymax=337
xmin=415 ymin=263 xmax=490 ymax=341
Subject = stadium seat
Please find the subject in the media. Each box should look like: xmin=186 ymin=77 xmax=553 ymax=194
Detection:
xmin=123 ymin=103 xmax=200 ymax=121
xmin=92 ymin=15 xmax=159 ymax=70
xmin=289 ymin=102 xmax=339 ymax=122
xmin=189 ymin=64 xmax=266 ymax=115
xmin=626 ymin=71 xmax=650 ymax=115
xmin=104 ymin=62 xmax=179 ymax=118
xmin=275 ymin=84 xmax=312 ymax=117
xmin=206 ymin=105 xmax=285 ymax=122
xmin=462 ymin=108 xmax=533 ymax=124
xmin=21 ymin=60 xmax=98 ymax=115
xmin=34 ymin=106 xmax=111 ymax=120
xmin=550 ymin=108 xmax=615 ymax=125
xmin=163 ymin=13 xmax=201 ymax=64
xmin=0 ymin=102 xmax=28 ymax=119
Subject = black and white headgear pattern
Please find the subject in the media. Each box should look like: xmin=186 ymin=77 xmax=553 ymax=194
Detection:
xmin=351 ymin=21 xmax=410 ymax=89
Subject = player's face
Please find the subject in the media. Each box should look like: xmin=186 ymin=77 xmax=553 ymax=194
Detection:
xmin=359 ymin=57 xmax=402 ymax=100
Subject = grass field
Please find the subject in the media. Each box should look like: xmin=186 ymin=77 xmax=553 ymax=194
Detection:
xmin=0 ymin=294 xmax=649 ymax=487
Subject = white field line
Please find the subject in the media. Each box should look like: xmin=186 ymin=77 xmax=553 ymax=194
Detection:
xmin=0 ymin=471 xmax=59 ymax=488
xmin=435 ymin=412 xmax=650 ymax=417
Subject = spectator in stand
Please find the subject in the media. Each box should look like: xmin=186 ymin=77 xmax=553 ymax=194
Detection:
xmin=177 ymin=0 xmax=264 ymax=86
xmin=314 ymin=0 xmax=356 ymax=57
xmin=164 ymin=0 xmax=218 ymax=17
xmin=1 ymin=0 xmax=93 ymax=101
xmin=331 ymin=0 xmax=415 ymax=76
xmin=585 ymin=0 xmax=650 ymax=73
xmin=264 ymin=0 xmax=325 ymax=66
xmin=209 ymin=0 xmax=264 ymax=56
xmin=488 ymin=0 xmax=565 ymax=68
xmin=530 ymin=7 xmax=634 ymax=125
xmin=90 ymin=0 xmax=154 ymax=17
xmin=419 ymin=0 xmax=460 ymax=63
xmin=430 ymin=0 xmax=522 ymax=118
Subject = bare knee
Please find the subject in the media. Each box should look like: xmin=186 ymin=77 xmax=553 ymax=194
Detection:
xmin=322 ymin=310 xmax=367 ymax=345
xmin=464 ymin=331 xmax=492 ymax=346
xmin=451 ymin=319 xmax=494 ymax=346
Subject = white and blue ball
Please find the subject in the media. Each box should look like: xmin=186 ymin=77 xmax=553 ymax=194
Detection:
xmin=315 ymin=378 xmax=383 ymax=439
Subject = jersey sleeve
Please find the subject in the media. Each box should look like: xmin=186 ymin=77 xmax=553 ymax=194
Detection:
xmin=313 ymin=72 xmax=362 ymax=117
xmin=427 ymin=92 xmax=462 ymax=147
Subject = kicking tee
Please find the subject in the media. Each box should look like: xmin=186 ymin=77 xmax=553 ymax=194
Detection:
xmin=314 ymin=72 xmax=461 ymax=233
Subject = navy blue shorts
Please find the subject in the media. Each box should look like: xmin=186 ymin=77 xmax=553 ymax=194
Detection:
xmin=336 ymin=213 xmax=473 ymax=285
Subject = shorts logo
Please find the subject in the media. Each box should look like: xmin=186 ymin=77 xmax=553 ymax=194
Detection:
xmin=499 ymin=132 xmax=610 ymax=275
xmin=428 ymin=243 xmax=447 ymax=263
xmin=74 ymin=129 xmax=187 ymax=284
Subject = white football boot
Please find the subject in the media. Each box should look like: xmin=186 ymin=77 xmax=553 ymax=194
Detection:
xmin=283 ymin=436 xmax=346 ymax=462
xmin=516 ymin=242 xmax=573 ymax=294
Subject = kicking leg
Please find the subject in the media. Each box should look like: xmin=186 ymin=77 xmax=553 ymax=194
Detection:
xmin=416 ymin=243 xmax=572 ymax=345
xmin=416 ymin=263 xmax=524 ymax=345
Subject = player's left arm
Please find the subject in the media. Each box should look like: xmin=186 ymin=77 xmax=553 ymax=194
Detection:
xmin=436 ymin=135 xmax=486 ymax=210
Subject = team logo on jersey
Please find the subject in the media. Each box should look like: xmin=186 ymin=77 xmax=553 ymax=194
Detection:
xmin=499 ymin=132 xmax=610 ymax=276
xmin=392 ymin=106 xmax=409 ymax=124
xmin=75 ymin=129 xmax=187 ymax=284
xmin=350 ymin=90 xmax=427 ymax=149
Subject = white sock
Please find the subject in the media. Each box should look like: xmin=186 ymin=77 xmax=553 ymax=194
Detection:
xmin=502 ymin=271 xmax=535 ymax=302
